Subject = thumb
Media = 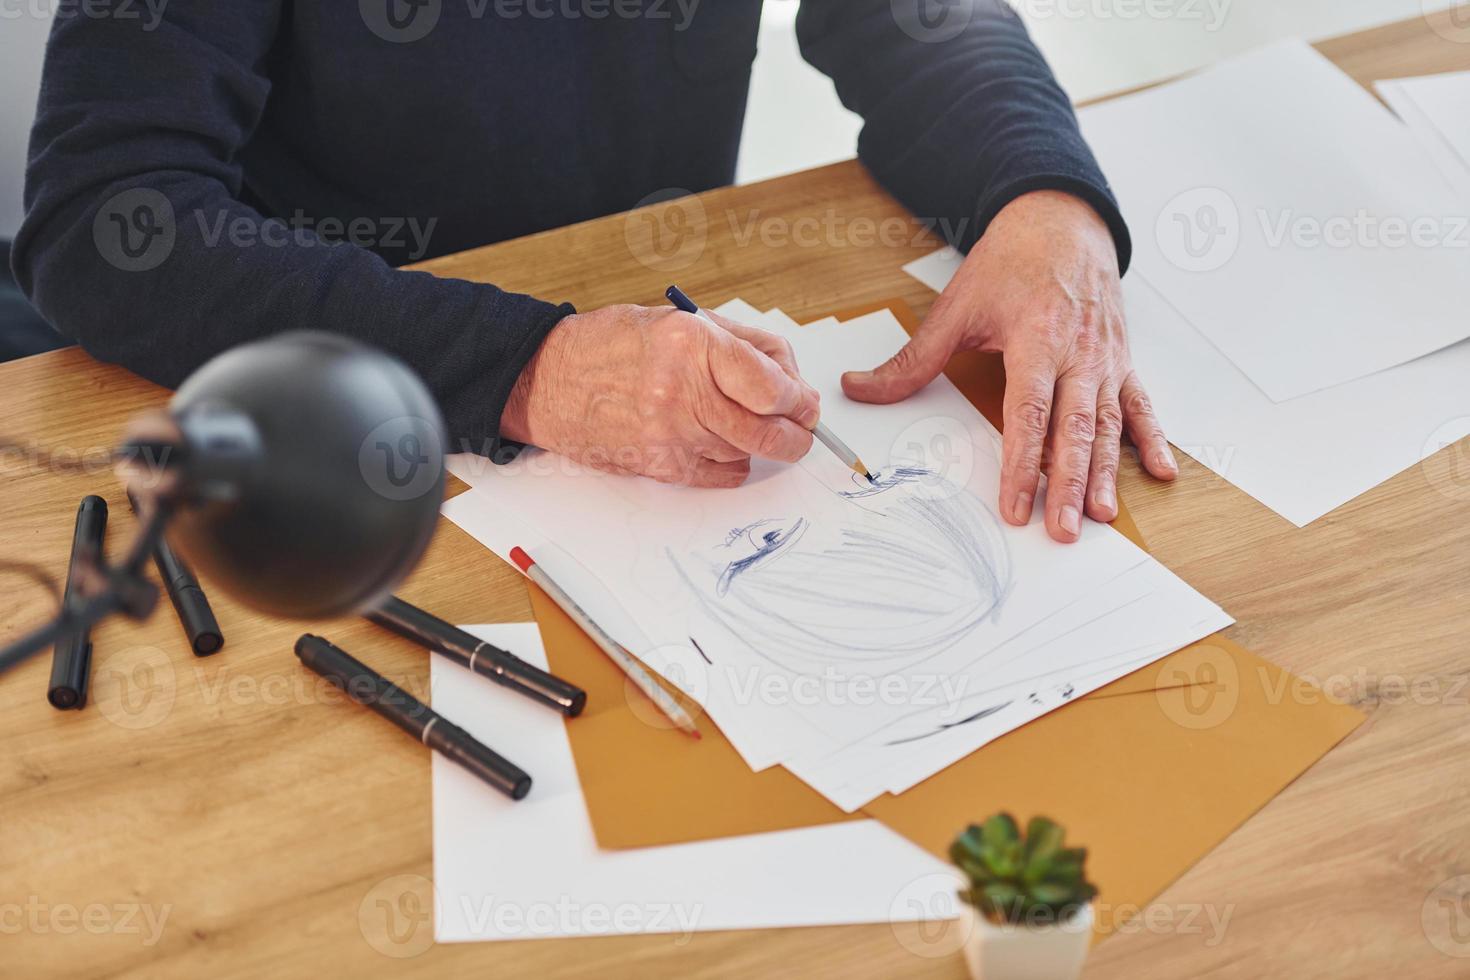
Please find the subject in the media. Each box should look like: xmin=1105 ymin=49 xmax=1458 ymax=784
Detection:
xmin=841 ymin=319 xmax=957 ymax=405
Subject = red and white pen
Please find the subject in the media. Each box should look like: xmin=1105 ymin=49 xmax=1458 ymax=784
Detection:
xmin=510 ymin=546 xmax=700 ymax=739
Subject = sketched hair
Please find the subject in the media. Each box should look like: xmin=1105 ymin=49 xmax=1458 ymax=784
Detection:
xmin=671 ymin=468 xmax=1012 ymax=673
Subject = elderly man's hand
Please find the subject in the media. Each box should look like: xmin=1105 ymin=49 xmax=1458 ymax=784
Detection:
xmin=842 ymin=190 xmax=1177 ymax=543
xmin=501 ymin=305 xmax=819 ymax=487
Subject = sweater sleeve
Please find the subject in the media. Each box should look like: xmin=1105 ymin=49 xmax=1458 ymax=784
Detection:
xmin=10 ymin=1 xmax=571 ymax=460
xmin=795 ymin=0 xmax=1131 ymax=270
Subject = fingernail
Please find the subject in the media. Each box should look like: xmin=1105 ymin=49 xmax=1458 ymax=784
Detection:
xmin=799 ymin=405 xmax=820 ymax=429
xmin=1059 ymin=505 xmax=1081 ymax=537
xmin=1012 ymin=492 xmax=1033 ymax=524
xmin=1092 ymin=486 xmax=1115 ymax=513
xmin=1154 ymin=448 xmax=1177 ymax=473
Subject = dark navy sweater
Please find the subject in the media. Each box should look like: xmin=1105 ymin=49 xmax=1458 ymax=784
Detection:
xmin=13 ymin=0 xmax=1129 ymax=455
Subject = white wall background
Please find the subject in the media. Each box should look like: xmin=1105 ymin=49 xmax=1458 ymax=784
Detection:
xmin=0 ymin=0 xmax=1459 ymax=240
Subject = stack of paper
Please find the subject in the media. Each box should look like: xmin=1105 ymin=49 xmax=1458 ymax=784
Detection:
xmin=1377 ymin=69 xmax=1470 ymax=198
xmin=432 ymin=623 xmax=958 ymax=942
xmin=445 ymin=301 xmax=1230 ymax=813
xmin=906 ymin=41 xmax=1470 ymax=527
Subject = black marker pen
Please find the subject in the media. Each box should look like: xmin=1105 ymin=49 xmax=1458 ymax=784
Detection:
xmin=49 ymin=495 xmax=107 ymax=710
xmin=128 ymin=491 xmax=223 ymax=656
xmin=294 ymin=634 xmax=532 ymax=800
xmin=367 ymin=595 xmax=585 ymax=716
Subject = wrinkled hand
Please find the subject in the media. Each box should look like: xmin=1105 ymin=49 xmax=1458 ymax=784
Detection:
xmin=843 ymin=190 xmax=1177 ymax=543
xmin=501 ymin=304 xmax=820 ymax=487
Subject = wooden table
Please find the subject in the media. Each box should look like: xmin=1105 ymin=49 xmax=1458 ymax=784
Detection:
xmin=4 ymin=13 xmax=1470 ymax=978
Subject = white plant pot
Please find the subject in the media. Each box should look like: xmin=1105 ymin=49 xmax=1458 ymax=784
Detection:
xmin=960 ymin=901 xmax=1093 ymax=980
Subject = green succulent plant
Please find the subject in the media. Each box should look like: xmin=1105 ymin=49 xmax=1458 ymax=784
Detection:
xmin=950 ymin=813 xmax=1097 ymax=925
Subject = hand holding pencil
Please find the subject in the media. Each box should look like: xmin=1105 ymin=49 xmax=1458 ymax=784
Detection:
xmin=498 ymin=301 xmax=820 ymax=488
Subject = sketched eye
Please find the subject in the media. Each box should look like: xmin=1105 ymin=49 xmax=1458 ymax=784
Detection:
xmin=716 ymin=518 xmax=806 ymax=595
xmin=840 ymin=465 xmax=931 ymax=499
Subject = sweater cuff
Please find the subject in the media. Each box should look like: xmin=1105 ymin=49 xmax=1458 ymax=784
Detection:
xmin=453 ymin=298 xmax=575 ymax=466
xmin=973 ymin=174 xmax=1133 ymax=275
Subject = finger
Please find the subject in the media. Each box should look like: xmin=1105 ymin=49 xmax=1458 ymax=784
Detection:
xmin=706 ymin=328 xmax=820 ymax=429
xmin=840 ymin=313 xmax=958 ymax=405
xmin=702 ymin=396 xmax=815 ymax=464
xmin=998 ymin=355 xmax=1057 ymax=527
xmin=1085 ymin=382 xmax=1123 ymax=523
xmin=1043 ymin=371 xmax=1100 ymax=543
xmin=1120 ymin=371 xmax=1177 ymax=481
xmin=652 ymin=455 xmax=752 ymax=489
xmin=708 ymin=313 xmax=805 ymax=380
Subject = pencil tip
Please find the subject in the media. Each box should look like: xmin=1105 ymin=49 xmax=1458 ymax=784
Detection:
xmin=686 ymin=727 xmax=702 ymax=740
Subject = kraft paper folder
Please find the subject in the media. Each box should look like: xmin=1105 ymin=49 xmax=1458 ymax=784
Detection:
xmin=526 ymin=299 xmax=1363 ymax=919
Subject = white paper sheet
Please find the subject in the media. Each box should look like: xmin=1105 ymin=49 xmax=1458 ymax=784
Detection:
xmin=900 ymin=248 xmax=1470 ymax=526
xmin=431 ymin=624 xmax=957 ymax=942
xmin=1376 ymin=71 xmax=1470 ymax=198
xmin=1078 ymin=40 xmax=1470 ymax=402
xmin=445 ymin=301 xmax=1226 ymax=810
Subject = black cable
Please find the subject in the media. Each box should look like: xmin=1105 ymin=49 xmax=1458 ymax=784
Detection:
xmin=0 ymin=491 xmax=173 ymax=675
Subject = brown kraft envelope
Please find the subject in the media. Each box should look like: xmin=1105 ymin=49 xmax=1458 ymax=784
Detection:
xmin=530 ymin=298 xmax=1363 ymax=916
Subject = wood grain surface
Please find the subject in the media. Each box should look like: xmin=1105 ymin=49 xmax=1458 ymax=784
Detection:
xmin=3 ymin=12 xmax=1469 ymax=978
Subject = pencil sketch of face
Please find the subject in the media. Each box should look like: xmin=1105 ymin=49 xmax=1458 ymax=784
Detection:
xmin=669 ymin=467 xmax=1012 ymax=674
